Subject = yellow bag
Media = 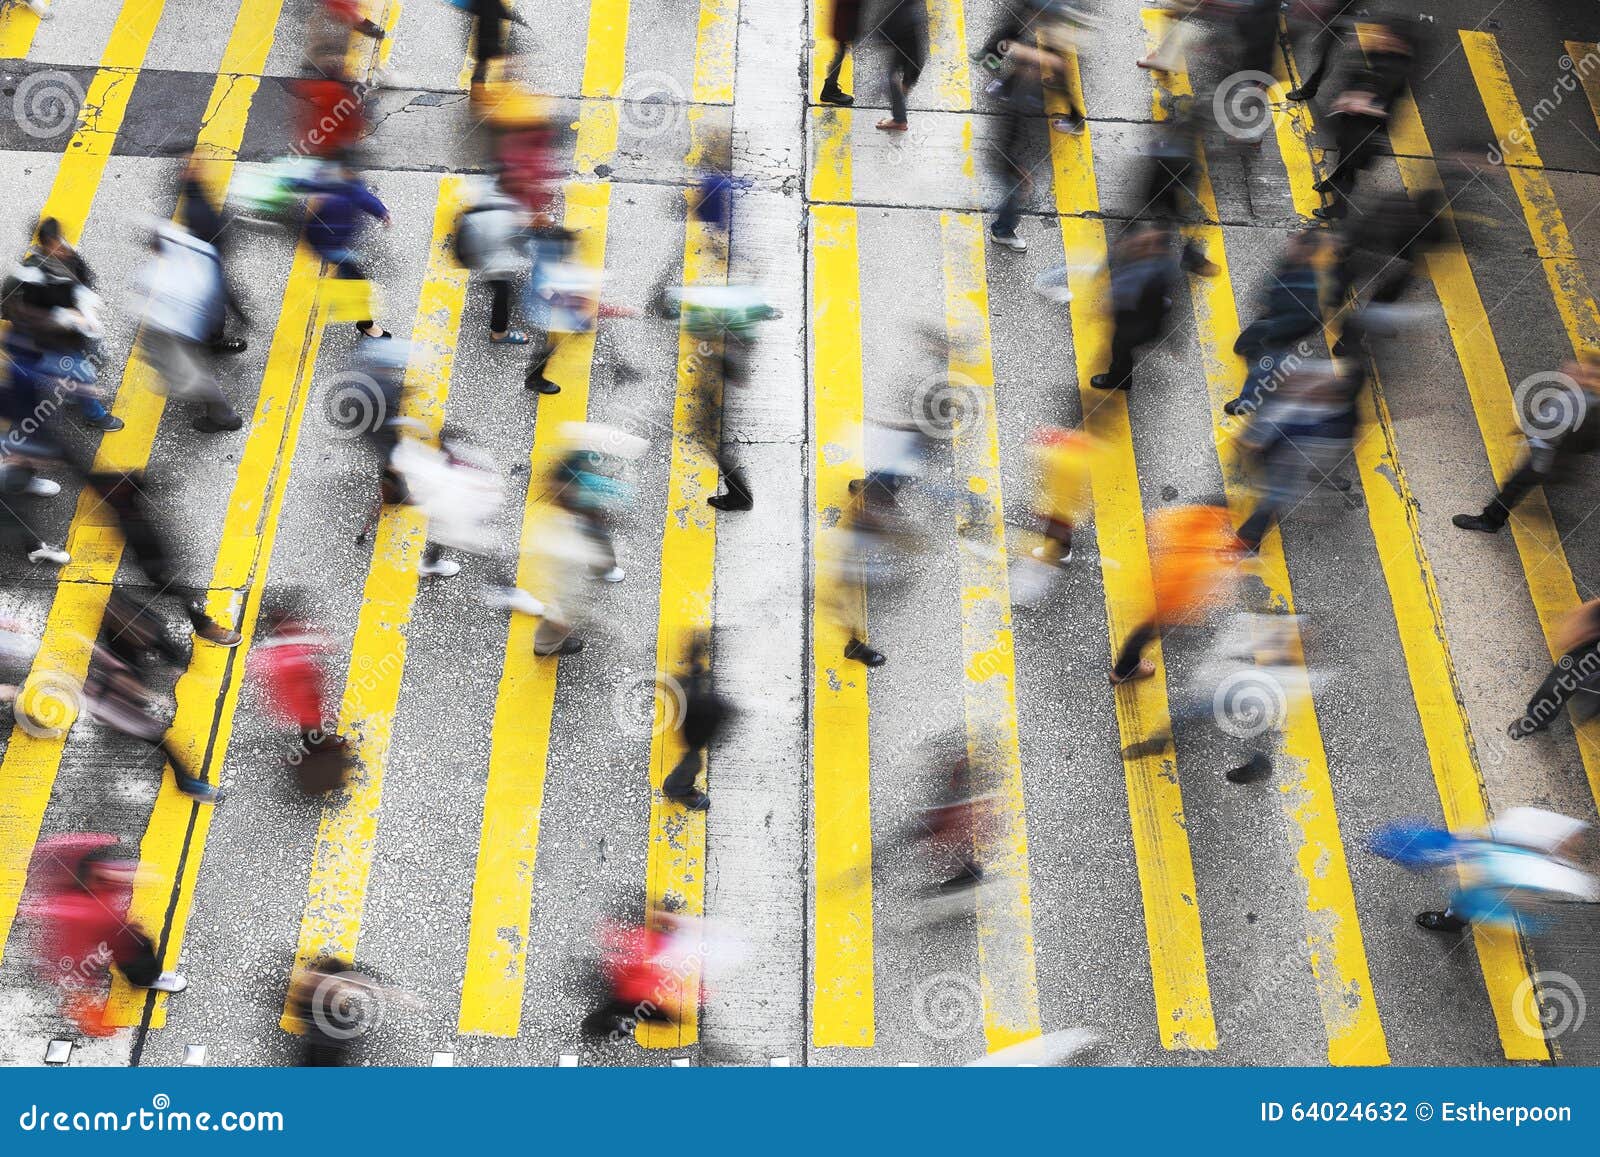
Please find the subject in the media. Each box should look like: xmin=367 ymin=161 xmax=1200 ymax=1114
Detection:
xmin=320 ymin=276 xmax=375 ymax=323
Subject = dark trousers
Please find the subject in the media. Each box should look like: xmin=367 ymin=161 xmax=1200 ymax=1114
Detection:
xmin=1477 ymin=458 xmax=1544 ymax=528
xmin=1113 ymin=621 xmax=1159 ymax=680
xmin=991 ymin=109 xmax=1029 ymax=237
xmin=1296 ymin=26 xmax=1343 ymax=99
xmin=662 ymin=747 xmax=705 ymax=801
xmin=1325 ymin=115 xmax=1383 ymax=210
xmin=116 ymin=929 xmax=164 ymax=987
xmin=159 ymin=734 xmax=213 ymax=797
xmin=1519 ymin=640 xmax=1600 ymax=733
xmin=490 ymin=279 xmax=512 ymax=333
xmin=1105 ymin=314 xmax=1159 ymax=389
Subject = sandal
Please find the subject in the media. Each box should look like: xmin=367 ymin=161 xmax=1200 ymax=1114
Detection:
xmin=1109 ymin=659 xmax=1156 ymax=686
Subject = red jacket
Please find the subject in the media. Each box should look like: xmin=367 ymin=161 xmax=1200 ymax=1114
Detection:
xmin=252 ymin=626 xmax=333 ymax=730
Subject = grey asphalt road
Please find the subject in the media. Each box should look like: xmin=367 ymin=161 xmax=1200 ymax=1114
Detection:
xmin=1 ymin=0 xmax=1599 ymax=1069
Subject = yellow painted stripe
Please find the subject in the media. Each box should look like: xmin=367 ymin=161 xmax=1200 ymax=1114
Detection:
xmin=35 ymin=0 xmax=167 ymax=241
xmin=582 ymin=0 xmax=629 ymax=97
xmin=457 ymin=17 xmax=477 ymax=89
xmin=1045 ymin=61 xmax=1215 ymax=1052
xmin=1372 ymin=29 xmax=1600 ymax=814
xmin=1146 ymin=18 xmax=1387 ymax=1064
xmin=925 ymin=0 xmax=971 ymax=111
xmin=277 ymin=181 xmax=469 ymax=1024
xmin=691 ymin=0 xmax=736 ymax=104
xmin=1267 ymin=41 xmax=1547 ymax=1061
xmin=1463 ymin=32 xmax=1600 ymax=352
xmin=810 ymin=0 xmax=852 ymax=103
xmin=104 ymin=244 xmax=328 ymax=1028
xmin=940 ymin=212 xmax=1041 ymax=1051
xmin=455 ymin=7 xmax=630 ymax=1036
xmin=1565 ymin=42 xmax=1600 ymax=135
xmin=809 ymin=95 xmax=873 ymax=1044
xmin=637 ymin=190 xmax=726 ymax=1052
xmin=0 ymin=0 xmax=287 ymax=970
xmin=0 ymin=3 xmax=43 ymax=60
xmin=455 ymin=184 xmax=611 ymax=1037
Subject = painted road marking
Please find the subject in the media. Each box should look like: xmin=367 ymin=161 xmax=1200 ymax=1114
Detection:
xmin=455 ymin=7 xmax=629 ymax=1036
xmin=1147 ymin=20 xmax=1388 ymax=1065
xmin=1046 ymin=56 xmax=1216 ymax=1051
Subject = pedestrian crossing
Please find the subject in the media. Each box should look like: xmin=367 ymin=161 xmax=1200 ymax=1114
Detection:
xmin=3 ymin=0 xmax=1600 ymax=1066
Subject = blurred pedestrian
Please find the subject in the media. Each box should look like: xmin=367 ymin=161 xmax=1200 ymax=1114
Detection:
xmin=1312 ymin=16 xmax=1416 ymax=220
xmin=659 ymin=632 xmax=728 ymax=812
xmin=1225 ymin=229 xmax=1325 ymax=416
xmin=1508 ymin=597 xmax=1600 ymax=739
xmin=251 ymin=593 xmax=352 ymax=793
xmin=1452 ymin=357 xmax=1600 ymax=535
xmin=293 ymin=160 xmax=393 ymax=339
xmin=875 ymin=0 xmax=927 ymax=133
xmin=819 ymin=0 xmax=861 ymax=107
xmin=1091 ymin=223 xmax=1182 ymax=392
xmin=1110 ymin=503 xmax=1244 ymax=684
xmin=135 ymin=221 xmax=244 ymax=432
xmin=178 ymin=154 xmax=251 ymax=354
xmin=1286 ymin=0 xmax=1361 ymax=103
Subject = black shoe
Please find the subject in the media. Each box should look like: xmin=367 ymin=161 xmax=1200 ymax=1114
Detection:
xmin=83 ymin=412 xmax=124 ymax=432
xmin=1312 ymin=204 xmax=1343 ymax=221
xmin=1452 ymin=513 xmax=1500 ymax=533
xmin=1416 ymin=910 xmax=1468 ymax=933
xmin=1225 ymin=752 xmax=1272 ymax=784
xmin=193 ymin=411 xmax=244 ymax=433
xmin=357 ymin=325 xmax=392 ymax=339
xmin=844 ymin=638 xmax=885 ymax=667
xmin=1507 ymin=718 xmax=1539 ymax=740
xmin=525 ymin=375 xmax=560 ymax=394
xmin=210 ymin=336 xmax=248 ymax=355
xmin=354 ymin=17 xmax=385 ymax=38
xmin=1222 ymin=397 xmax=1245 ymax=416
xmin=707 ymin=493 xmax=752 ymax=512
xmin=1312 ymin=177 xmax=1332 ymax=193
xmin=937 ymin=870 xmax=984 ymax=894
xmin=819 ymin=85 xmax=853 ymax=107
xmin=1090 ymin=374 xmax=1129 ymax=391
xmin=534 ymin=636 xmax=583 ymax=657
xmin=666 ymin=790 xmax=710 ymax=811
xmin=1287 ymin=86 xmax=1318 ymax=103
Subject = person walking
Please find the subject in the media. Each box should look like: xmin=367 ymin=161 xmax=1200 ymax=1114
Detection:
xmin=819 ymin=0 xmax=862 ymax=107
xmin=659 ymin=633 xmax=727 ymax=812
xmin=875 ymin=0 xmax=927 ymax=133
xmin=455 ymin=177 xmax=534 ymax=344
xmin=1286 ymin=0 xmax=1362 ymax=103
xmin=1508 ymin=598 xmax=1600 ymax=739
xmin=85 ymin=471 xmax=243 ymax=647
xmin=292 ymin=161 xmax=393 ymax=340
xmin=1224 ymin=229 xmax=1326 ymax=416
xmin=1110 ymin=503 xmax=1244 ymax=684
xmin=1090 ymin=223 xmax=1182 ymax=392
xmin=178 ymin=154 xmax=251 ymax=355
xmin=1452 ymin=357 xmax=1600 ymax=535
xmin=135 ymin=221 xmax=245 ymax=432
xmin=1311 ymin=16 xmax=1416 ymax=220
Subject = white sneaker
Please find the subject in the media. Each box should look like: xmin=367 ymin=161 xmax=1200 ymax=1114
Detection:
xmin=24 ymin=477 xmax=61 ymax=497
xmin=1031 ymin=544 xmax=1071 ymax=565
xmin=484 ymin=586 xmax=545 ymax=616
xmin=28 ymin=545 xmax=69 ymax=566
xmin=146 ymin=971 xmax=188 ymax=993
xmin=418 ymin=557 xmax=460 ymax=578
xmin=599 ymin=566 xmax=625 ymax=584
xmin=26 ymin=0 xmax=52 ymax=18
